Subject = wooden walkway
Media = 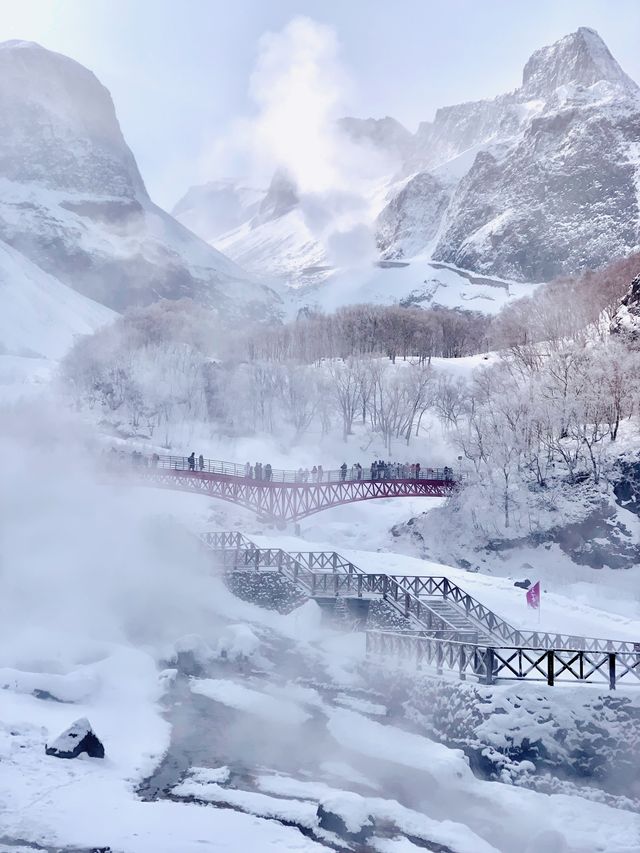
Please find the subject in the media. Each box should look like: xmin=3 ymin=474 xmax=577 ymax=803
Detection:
xmin=203 ymin=531 xmax=640 ymax=689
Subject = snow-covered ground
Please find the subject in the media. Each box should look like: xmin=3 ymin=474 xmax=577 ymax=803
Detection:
xmin=0 ymin=237 xmax=115 ymax=360
xmin=1 ymin=386 xmax=639 ymax=851
xmin=281 ymin=256 xmax=537 ymax=318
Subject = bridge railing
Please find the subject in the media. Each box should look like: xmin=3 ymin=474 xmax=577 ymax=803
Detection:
xmin=366 ymin=631 xmax=640 ymax=688
xmin=200 ymin=531 xmax=255 ymax=550
xmin=205 ymin=540 xmax=463 ymax=635
xmin=201 ymin=532 xmax=639 ymax=658
xmin=385 ymin=574 xmax=640 ymax=654
xmin=119 ymin=451 xmax=457 ymax=485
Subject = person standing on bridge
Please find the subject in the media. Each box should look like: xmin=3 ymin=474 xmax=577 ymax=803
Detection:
xmin=415 ymin=462 xmax=421 ymax=479
xmin=245 ymin=462 xmax=251 ymax=478
xmin=255 ymin=462 xmax=262 ymax=480
xmin=340 ymin=462 xmax=347 ymax=481
xmin=188 ymin=452 xmax=195 ymax=471
xmin=317 ymin=464 xmax=324 ymax=482
xmin=265 ymin=463 xmax=272 ymax=481
xmin=198 ymin=454 xmax=204 ymax=471
xmin=312 ymin=465 xmax=318 ymax=482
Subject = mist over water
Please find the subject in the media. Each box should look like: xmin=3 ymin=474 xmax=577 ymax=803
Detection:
xmin=0 ymin=402 xmax=225 ymax=671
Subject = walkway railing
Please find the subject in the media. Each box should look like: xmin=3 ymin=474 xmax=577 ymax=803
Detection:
xmin=281 ymin=552 xmax=640 ymax=654
xmin=120 ymin=451 xmax=457 ymax=485
xmin=367 ymin=631 xmax=640 ymax=688
xmin=202 ymin=532 xmax=640 ymax=660
xmin=213 ymin=544 xmax=465 ymax=635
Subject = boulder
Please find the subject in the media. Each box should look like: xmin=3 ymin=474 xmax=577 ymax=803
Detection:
xmin=514 ymin=578 xmax=532 ymax=590
xmin=45 ymin=717 xmax=105 ymax=759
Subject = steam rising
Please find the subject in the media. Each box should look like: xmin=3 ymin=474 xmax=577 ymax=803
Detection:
xmin=206 ymin=16 xmax=394 ymax=268
xmin=0 ymin=403 xmax=221 ymax=671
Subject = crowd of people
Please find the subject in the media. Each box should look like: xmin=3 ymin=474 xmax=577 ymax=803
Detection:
xmin=244 ymin=459 xmax=454 ymax=483
xmin=115 ymin=448 xmax=454 ymax=483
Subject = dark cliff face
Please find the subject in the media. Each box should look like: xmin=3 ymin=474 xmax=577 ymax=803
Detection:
xmin=376 ymin=171 xmax=450 ymax=259
xmin=433 ymin=106 xmax=640 ymax=282
xmin=611 ymin=274 xmax=640 ymax=344
xmin=0 ymin=41 xmax=279 ymax=319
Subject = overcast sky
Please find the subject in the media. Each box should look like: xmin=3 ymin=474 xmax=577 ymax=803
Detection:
xmin=1 ymin=0 xmax=639 ymax=208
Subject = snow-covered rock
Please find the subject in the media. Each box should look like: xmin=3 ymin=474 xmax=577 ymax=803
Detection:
xmin=45 ymin=717 xmax=104 ymax=759
xmin=0 ymin=40 xmax=279 ymax=320
xmin=377 ymin=171 xmax=450 ymax=259
xmin=610 ymin=274 xmax=640 ymax=343
xmin=338 ymin=115 xmax=414 ymax=161
xmin=317 ymin=792 xmax=374 ymax=842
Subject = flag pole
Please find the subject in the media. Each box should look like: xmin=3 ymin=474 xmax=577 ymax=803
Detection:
xmin=538 ymin=586 xmax=541 ymax=624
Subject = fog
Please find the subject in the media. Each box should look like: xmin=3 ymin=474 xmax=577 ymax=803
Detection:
xmin=0 ymin=402 xmax=228 ymax=672
xmin=206 ymin=16 xmax=394 ymax=269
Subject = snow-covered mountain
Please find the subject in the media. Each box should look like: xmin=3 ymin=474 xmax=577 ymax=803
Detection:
xmin=176 ymin=28 xmax=640 ymax=311
xmin=431 ymin=28 xmax=640 ymax=281
xmin=171 ymin=179 xmax=265 ymax=243
xmin=0 ymin=40 xmax=279 ymax=320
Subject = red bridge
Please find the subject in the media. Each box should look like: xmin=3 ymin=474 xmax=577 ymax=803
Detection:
xmin=122 ymin=453 xmax=457 ymax=525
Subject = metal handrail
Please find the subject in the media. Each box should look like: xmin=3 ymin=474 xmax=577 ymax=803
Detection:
xmin=114 ymin=451 xmax=458 ymax=485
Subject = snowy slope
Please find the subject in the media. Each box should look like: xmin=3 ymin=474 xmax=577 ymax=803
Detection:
xmin=286 ymin=257 xmax=535 ymax=316
xmin=0 ymin=238 xmax=114 ymax=359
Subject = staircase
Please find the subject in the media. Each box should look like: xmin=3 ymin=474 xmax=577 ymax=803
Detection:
xmin=201 ymin=531 xmax=636 ymax=655
xmin=422 ymin=598 xmax=493 ymax=643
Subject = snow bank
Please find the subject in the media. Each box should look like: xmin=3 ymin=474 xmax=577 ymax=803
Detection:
xmin=190 ymin=677 xmax=311 ymax=726
xmin=0 ymin=667 xmax=97 ymax=703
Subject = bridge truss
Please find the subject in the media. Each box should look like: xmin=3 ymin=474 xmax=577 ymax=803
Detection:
xmin=133 ymin=467 xmax=454 ymax=524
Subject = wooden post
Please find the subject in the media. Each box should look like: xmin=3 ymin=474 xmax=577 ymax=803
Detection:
xmin=357 ymin=573 xmax=363 ymax=598
xmin=436 ymin=641 xmax=443 ymax=675
xmin=609 ymin=653 xmax=616 ymax=691
xmin=484 ymin=648 xmax=495 ymax=685
xmin=547 ymin=650 xmax=555 ymax=686
xmin=459 ymin=646 xmax=466 ymax=681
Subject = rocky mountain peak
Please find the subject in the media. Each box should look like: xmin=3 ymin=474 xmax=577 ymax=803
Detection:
xmin=0 ymin=39 xmax=146 ymax=198
xmin=338 ymin=116 xmax=413 ymax=159
xmin=254 ymin=170 xmax=299 ymax=226
xmin=521 ymin=27 xmax=638 ymax=99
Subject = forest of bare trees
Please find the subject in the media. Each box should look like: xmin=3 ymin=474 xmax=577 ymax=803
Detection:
xmin=229 ymin=304 xmax=491 ymax=364
xmin=60 ymin=250 xmax=640 ymax=537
